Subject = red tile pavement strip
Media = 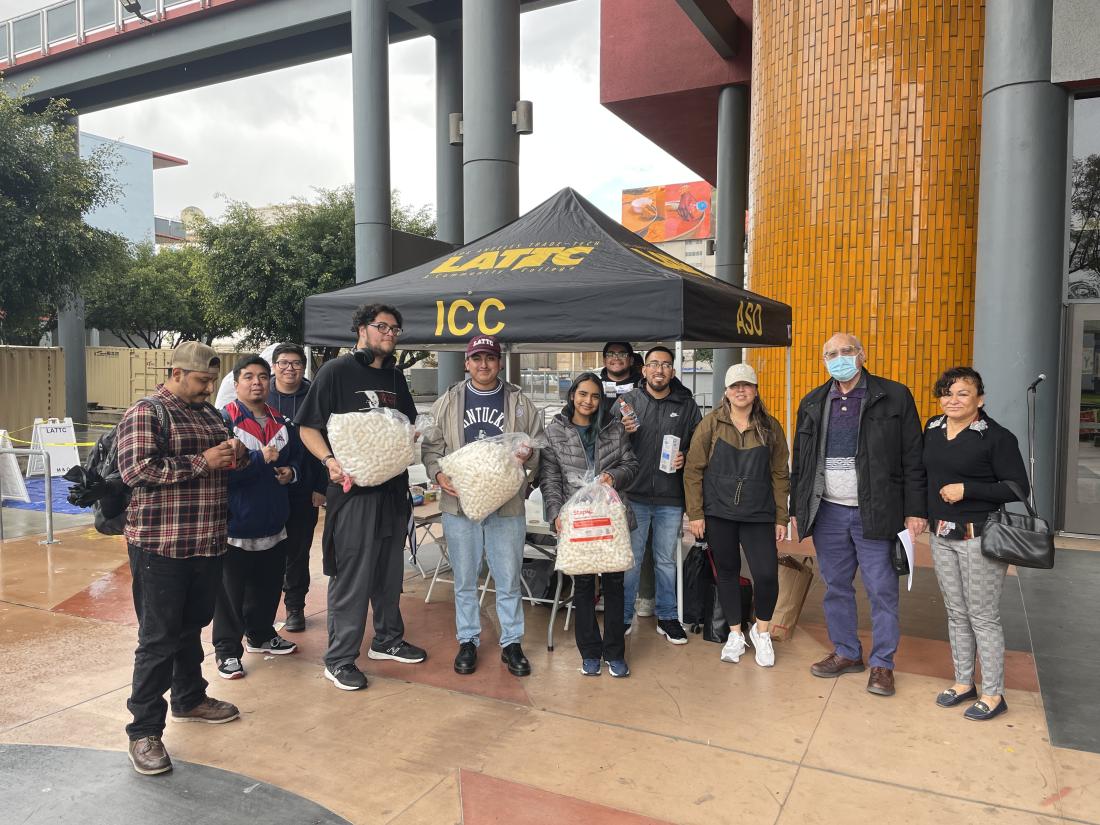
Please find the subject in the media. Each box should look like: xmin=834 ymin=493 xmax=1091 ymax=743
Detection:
xmin=459 ymin=769 xmax=675 ymax=825
xmin=50 ymin=562 xmax=533 ymax=706
xmin=51 ymin=562 xmax=138 ymax=626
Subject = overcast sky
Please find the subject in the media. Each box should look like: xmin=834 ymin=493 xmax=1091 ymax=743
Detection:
xmin=53 ymin=0 xmax=699 ymax=224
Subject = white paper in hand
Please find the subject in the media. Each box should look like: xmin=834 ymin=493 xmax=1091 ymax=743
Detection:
xmin=896 ymin=529 xmax=916 ymax=592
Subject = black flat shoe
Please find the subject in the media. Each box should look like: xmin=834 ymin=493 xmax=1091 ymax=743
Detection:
xmin=964 ymin=696 xmax=1008 ymax=721
xmin=501 ymin=642 xmax=531 ymax=677
xmin=936 ymin=685 xmax=977 ymax=708
xmin=454 ymin=642 xmax=478 ymax=675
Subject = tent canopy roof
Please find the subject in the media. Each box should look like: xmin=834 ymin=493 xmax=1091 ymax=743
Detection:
xmin=303 ymin=187 xmax=791 ymax=351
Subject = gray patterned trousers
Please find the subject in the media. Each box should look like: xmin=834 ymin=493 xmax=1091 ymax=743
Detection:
xmin=931 ymin=534 xmax=1009 ymax=696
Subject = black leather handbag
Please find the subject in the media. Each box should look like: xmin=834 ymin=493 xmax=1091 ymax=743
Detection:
xmin=980 ymin=480 xmax=1055 ymax=570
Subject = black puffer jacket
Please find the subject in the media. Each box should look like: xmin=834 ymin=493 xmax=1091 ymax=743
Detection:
xmin=611 ymin=378 xmax=702 ymax=506
xmin=790 ymin=370 xmax=926 ymax=540
xmin=540 ymin=412 xmax=639 ymax=528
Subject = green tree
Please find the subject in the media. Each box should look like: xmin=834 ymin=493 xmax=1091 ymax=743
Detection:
xmin=0 ymin=83 xmax=123 ymax=344
xmin=199 ymin=186 xmax=436 ymax=368
xmin=84 ymin=243 xmax=233 ymax=348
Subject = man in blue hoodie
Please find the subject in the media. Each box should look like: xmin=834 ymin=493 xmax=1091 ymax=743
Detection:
xmin=267 ymin=344 xmax=327 ymax=633
xmin=212 ymin=355 xmax=300 ymax=679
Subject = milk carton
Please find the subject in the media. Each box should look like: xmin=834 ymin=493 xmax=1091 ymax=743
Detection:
xmin=659 ymin=435 xmax=681 ymax=474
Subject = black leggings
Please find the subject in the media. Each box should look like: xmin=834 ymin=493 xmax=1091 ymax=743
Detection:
xmin=704 ymin=516 xmax=779 ymax=626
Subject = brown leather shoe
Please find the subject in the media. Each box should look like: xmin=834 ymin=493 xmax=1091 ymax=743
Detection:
xmin=171 ymin=696 xmax=240 ymax=724
xmin=867 ymin=667 xmax=896 ymax=696
xmin=128 ymin=736 xmax=172 ymax=775
xmin=810 ymin=652 xmax=866 ymax=678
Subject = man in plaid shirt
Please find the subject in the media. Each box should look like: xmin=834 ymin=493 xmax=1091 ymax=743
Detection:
xmin=116 ymin=342 xmax=246 ymax=776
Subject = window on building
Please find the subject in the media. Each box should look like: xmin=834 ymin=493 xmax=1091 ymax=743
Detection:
xmin=684 ymin=239 xmax=704 ymax=259
xmin=0 ymin=23 xmax=9 ymax=62
xmin=1068 ymin=96 xmax=1100 ymax=301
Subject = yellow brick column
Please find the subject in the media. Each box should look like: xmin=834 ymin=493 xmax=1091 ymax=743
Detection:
xmin=747 ymin=1 xmax=984 ymax=425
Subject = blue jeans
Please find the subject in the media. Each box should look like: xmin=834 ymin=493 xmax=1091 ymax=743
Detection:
xmin=442 ymin=512 xmax=526 ymax=648
xmin=812 ymin=501 xmax=900 ymax=669
xmin=624 ymin=502 xmax=683 ymax=623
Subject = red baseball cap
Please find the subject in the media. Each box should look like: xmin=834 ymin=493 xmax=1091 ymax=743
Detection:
xmin=465 ymin=335 xmax=502 ymax=358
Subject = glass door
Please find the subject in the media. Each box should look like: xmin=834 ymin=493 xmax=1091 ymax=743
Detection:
xmin=1063 ymin=304 xmax=1100 ymax=534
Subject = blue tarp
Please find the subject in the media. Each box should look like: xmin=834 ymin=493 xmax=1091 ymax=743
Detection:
xmin=1 ymin=477 xmax=86 ymax=514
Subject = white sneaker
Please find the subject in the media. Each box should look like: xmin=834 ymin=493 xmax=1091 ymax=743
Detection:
xmin=635 ymin=597 xmax=655 ymax=617
xmin=720 ymin=632 xmax=747 ymax=663
xmin=749 ymin=624 xmax=775 ymax=667
xmin=625 ymin=619 xmax=635 ymax=636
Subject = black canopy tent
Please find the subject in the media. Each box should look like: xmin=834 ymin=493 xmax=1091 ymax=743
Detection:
xmin=304 ymin=187 xmax=791 ymax=351
xmin=303 ymin=187 xmax=794 ymax=424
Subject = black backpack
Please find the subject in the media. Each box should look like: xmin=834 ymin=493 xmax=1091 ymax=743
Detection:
xmin=65 ymin=398 xmax=171 ymax=535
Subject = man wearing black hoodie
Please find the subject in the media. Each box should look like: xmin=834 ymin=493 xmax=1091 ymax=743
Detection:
xmin=612 ymin=346 xmax=702 ymax=644
xmin=268 ymin=344 xmax=327 ymax=633
xmin=598 ymin=341 xmax=643 ymax=417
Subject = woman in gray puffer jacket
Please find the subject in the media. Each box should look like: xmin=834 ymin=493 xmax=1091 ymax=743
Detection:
xmin=541 ymin=372 xmax=639 ymax=678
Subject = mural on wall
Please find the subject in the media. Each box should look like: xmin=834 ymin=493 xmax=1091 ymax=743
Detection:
xmin=621 ymin=182 xmax=713 ymax=241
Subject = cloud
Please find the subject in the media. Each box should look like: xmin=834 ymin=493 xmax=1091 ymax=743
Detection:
xmin=80 ymin=0 xmax=693 ymax=228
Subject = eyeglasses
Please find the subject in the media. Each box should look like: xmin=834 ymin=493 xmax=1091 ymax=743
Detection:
xmin=605 ymin=351 xmax=630 ymax=359
xmin=367 ymin=322 xmax=402 ymax=337
xmin=274 ymin=360 xmax=305 ymax=370
xmin=823 ymin=346 xmax=861 ymax=361
xmin=645 ymin=361 xmax=674 ymax=370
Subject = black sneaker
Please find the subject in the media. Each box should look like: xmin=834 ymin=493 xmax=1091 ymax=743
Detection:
xmin=324 ymin=664 xmax=368 ymax=691
xmin=216 ymin=657 xmax=245 ymax=679
xmin=245 ymin=634 xmax=297 ymax=655
xmin=367 ymin=640 xmax=427 ymax=664
xmin=284 ymin=609 xmax=306 ymax=633
xmin=656 ymin=619 xmax=689 ymax=645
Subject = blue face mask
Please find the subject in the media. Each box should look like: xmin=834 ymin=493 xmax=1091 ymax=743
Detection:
xmin=826 ymin=355 xmax=860 ymax=382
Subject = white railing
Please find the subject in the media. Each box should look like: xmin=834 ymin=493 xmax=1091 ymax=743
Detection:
xmin=0 ymin=0 xmax=214 ymax=66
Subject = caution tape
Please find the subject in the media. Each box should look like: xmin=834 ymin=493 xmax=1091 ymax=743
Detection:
xmin=5 ymin=434 xmax=98 ymax=447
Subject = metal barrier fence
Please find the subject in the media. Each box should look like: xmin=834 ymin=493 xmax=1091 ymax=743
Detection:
xmin=0 ymin=447 xmax=58 ymax=545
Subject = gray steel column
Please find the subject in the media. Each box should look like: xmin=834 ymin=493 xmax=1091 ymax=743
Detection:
xmin=436 ymin=27 xmax=465 ymax=394
xmin=711 ymin=84 xmax=749 ymax=407
xmin=58 ymin=112 xmax=87 ymax=422
xmin=973 ymin=0 xmax=1069 ymax=518
xmin=351 ymin=0 xmax=391 ymax=283
xmin=463 ymin=0 xmax=520 ymax=381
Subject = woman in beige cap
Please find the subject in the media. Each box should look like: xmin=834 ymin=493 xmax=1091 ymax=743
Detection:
xmin=683 ymin=364 xmax=790 ymax=667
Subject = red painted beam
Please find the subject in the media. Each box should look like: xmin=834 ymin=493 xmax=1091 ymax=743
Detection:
xmin=600 ymin=0 xmax=751 ymax=184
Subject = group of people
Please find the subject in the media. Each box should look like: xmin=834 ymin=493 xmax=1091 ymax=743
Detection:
xmin=114 ymin=304 xmax=1029 ymax=777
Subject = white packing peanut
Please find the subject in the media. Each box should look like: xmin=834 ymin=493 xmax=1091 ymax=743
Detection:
xmin=439 ymin=438 xmax=528 ymax=522
xmin=555 ymin=483 xmax=634 ymax=575
xmin=327 ymin=409 xmax=415 ymax=487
